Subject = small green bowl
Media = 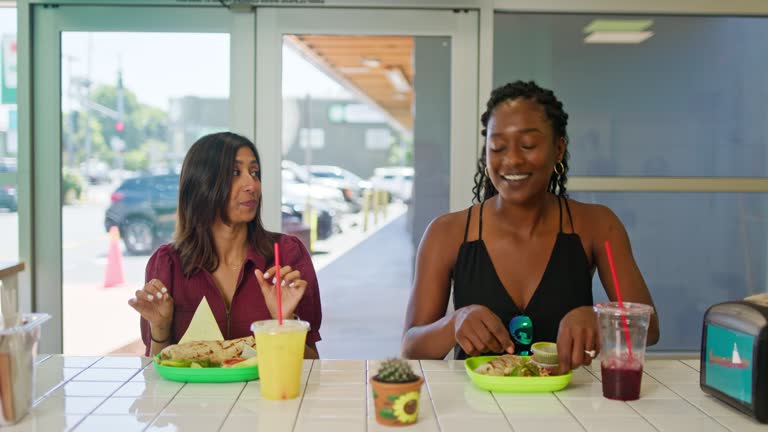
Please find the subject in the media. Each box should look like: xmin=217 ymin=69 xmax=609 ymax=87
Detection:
xmin=531 ymin=342 xmax=558 ymax=365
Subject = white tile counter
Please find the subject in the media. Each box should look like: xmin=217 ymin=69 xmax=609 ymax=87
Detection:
xmin=4 ymin=356 xmax=768 ymax=431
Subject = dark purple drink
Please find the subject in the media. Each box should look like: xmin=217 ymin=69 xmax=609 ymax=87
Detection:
xmin=601 ymin=364 xmax=643 ymax=401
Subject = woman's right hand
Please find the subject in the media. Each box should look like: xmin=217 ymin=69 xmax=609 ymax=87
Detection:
xmin=128 ymin=279 xmax=174 ymax=332
xmin=453 ymin=305 xmax=515 ymax=356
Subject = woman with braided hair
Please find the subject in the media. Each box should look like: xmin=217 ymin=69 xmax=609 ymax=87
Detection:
xmin=402 ymin=81 xmax=658 ymax=372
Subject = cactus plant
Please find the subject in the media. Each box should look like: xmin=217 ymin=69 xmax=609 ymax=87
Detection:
xmin=375 ymin=357 xmax=419 ymax=383
xmin=371 ymin=358 xmax=424 ymax=426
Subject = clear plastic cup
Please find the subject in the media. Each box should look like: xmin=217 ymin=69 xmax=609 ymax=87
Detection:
xmin=251 ymin=319 xmax=309 ymax=400
xmin=0 ymin=313 xmax=51 ymax=425
xmin=594 ymin=302 xmax=653 ymax=401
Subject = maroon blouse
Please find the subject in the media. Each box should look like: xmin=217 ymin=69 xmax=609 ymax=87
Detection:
xmin=140 ymin=234 xmax=322 ymax=356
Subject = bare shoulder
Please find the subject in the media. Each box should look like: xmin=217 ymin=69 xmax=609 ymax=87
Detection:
xmin=564 ymin=198 xmax=625 ymax=256
xmin=419 ymin=206 xmax=474 ymax=257
xmin=424 ymin=207 xmax=472 ymax=242
xmin=566 ymin=198 xmax=620 ymax=227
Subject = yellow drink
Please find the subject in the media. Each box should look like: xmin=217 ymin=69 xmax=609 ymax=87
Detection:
xmin=251 ymin=319 xmax=309 ymax=400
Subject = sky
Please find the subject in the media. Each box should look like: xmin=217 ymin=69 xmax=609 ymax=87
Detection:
xmin=0 ymin=6 xmax=363 ymax=125
xmin=60 ymin=32 xmax=352 ymax=111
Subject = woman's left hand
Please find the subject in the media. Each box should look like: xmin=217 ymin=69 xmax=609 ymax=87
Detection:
xmin=556 ymin=306 xmax=600 ymax=374
xmin=255 ymin=265 xmax=307 ymax=320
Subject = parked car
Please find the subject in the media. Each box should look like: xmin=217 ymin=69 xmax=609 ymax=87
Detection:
xmin=308 ymin=165 xmax=371 ymax=200
xmin=282 ymin=168 xmax=355 ymax=215
xmin=0 ymin=185 xmax=16 ymax=212
xmin=283 ymin=160 xmax=362 ymax=213
xmin=80 ymin=158 xmax=111 ymax=185
xmin=369 ymin=166 xmax=414 ymax=202
xmin=0 ymin=158 xmax=18 ymax=212
xmin=105 ymin=174 xmax=314 ymax=255
xmin=282 ymin=201 xmax=336 ymax=241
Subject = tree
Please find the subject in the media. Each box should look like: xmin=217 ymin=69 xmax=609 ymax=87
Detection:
xmin=65 ymin=84 xmax=169 ymax=170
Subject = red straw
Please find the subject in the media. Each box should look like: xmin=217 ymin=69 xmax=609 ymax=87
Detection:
xmin=604 ymin=241 xmax=633 ymax=359
xmin=274 ymin=242 xmax=282 ymax=325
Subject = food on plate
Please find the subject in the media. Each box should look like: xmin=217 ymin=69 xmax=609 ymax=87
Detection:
xmin=158 ymin=336 xmax=257 ymax=367
xmin=473 ymin=355 xmax=553 ymax=377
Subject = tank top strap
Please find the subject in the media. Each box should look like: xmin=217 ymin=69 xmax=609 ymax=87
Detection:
xmin=557 ymin=194 xmax=564 ymax=233
xmin=463 ymin=206 xmax=472 ymax=242
xmin=562 ymin=195 xmax=575 ymax=233
xmin=479 ymin=201 xmax=485 ymax=240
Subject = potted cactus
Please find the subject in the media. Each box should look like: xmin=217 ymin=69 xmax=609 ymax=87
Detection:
xmin=370 ymin=358 xmax=424 ymax=426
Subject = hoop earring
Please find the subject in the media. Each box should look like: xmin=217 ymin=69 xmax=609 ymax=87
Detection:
xmin=554 ymin=161 xmax=565 ymax=176
xmin=484 ymin=166 xmax=489 ymax=177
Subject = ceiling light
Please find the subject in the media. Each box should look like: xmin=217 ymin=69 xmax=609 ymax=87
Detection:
xmin=584 ymin=31 xmax=654 ymax=44
xmin=385 ymin=67 xmax=411 ymax=93
xmin=583 ymin=19 xmax=653 ymax=33
xmin=361 ymin=57 xmax=381 ymax=68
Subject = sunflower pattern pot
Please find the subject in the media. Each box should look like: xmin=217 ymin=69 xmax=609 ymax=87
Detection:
xmin=370 ymin=376 xmax=424 ymax=426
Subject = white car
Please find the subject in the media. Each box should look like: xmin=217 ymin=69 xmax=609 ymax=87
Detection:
xmin=369 ymin=166 xmax=414 ymax=202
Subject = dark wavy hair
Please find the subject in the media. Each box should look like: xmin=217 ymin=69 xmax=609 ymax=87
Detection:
xmin=173 ymin=132 xmax=278 ymax=275
xmin=472 ymin=81 xmax=570 ymax=203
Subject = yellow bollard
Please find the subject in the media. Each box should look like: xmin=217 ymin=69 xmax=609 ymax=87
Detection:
xmin=373 ymin=189 xmax=380 ymax=225
xmin=362 ymin=189 xmax=371 ymax=232
xmin=381 ymin=190 xmax=388 ymax=219
xmin=308 ymin=206 xmax=318 ymax=253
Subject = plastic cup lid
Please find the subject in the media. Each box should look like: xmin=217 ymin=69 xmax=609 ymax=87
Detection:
xmin=251 ymin=319 xmax=310 ymax=334
xmin=0 ymin=313 xmax=51 ymax=335
xmin=594 ymin=302 xmax=654 ymax=317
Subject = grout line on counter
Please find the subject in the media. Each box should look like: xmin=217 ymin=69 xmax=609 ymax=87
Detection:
xmin=289 ymin=359 xmax=315 ymax=432
xmin=216 ymin=376 xmax=249 ymax=432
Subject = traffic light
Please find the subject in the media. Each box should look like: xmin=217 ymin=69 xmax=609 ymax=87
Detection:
xmin=115 ymin=120 xmax=124 ymax=133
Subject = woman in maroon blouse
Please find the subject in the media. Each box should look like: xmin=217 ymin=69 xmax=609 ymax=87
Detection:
xmin=128 ymin=132 xmax=322 ymax=358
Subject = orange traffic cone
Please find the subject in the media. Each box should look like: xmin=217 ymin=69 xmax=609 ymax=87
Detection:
xmin=104 ymin=226 xmax=125 ymax=288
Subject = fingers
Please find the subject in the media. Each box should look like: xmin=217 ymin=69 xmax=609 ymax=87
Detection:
xmin=257 ymin=267 xmax=305 ymax=290
xmin=557 ymin=328 xmax=572 ymax=375
xmin=484 ymin=316 xmax=515 ymax=354
xmin=263 ymin=266 xmax=293 ymax=282
xmin=281 ymin=268 xmax=302 ymax=287
xmin=456 ymin=334 xmax=480 ymax=357
xmin=583 ymin=331 xmax=596 ymax=366
xmin=570 ymin=331 xmax=585 ymax=369
xmin=143 ymin=279 xmax=169 ymax=301
xmin=457 ymin=326 xmax=485 ymax=357
xmin=458 ymin=313 xmax=511 ymax=355
xmin=254 ymin=269 xmax=269 ymax=289
xmin=471 ymin=321 xmax=502 ymax=353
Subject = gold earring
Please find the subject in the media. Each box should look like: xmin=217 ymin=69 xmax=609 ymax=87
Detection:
xmin=554 ymin=161 xmax=565 ymax=176
xmin=484 ymin=167 xmax=489 ymax=177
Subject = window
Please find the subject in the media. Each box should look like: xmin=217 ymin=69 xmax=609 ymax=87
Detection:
xmin=495 ymin=12 xmax=768 ymax=352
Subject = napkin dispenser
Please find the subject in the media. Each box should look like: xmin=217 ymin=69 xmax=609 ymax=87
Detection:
xmin=700 ymin=301 xmax=768 ymax=422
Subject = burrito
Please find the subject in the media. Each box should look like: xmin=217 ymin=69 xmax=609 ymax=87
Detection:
xmin=159 ymin=336 xmax=256 ymax=365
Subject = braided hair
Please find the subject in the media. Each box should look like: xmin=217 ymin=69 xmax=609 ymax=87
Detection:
xmin=472 ymin=81 xmax=570 ymax=203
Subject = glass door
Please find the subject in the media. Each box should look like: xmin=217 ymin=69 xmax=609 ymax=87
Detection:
xmin=257 ymin=8 xmax=478 ymax=358
xmin=32 ymin=5 xmax=252 ymax=354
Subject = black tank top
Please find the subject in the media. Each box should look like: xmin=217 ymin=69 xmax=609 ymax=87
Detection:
xmin=452 ymin=195 xmax=593 ymax=359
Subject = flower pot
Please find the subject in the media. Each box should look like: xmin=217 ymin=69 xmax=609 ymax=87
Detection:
xmin=370 ymin=375 xmax=424 ymax=426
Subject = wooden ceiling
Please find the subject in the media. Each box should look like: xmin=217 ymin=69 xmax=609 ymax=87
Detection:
xmin=285 ymin=35 xmax=414 ymax=133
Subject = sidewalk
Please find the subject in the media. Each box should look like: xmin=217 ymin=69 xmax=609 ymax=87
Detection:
xmin=315 ymin=212 xmax=415 ymax=359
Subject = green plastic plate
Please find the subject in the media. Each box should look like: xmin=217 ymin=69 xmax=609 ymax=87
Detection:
xmin=154 ymin=356 xmax=259 ymax=383
xmin=464 ymin=356 xmax=572 ymax=393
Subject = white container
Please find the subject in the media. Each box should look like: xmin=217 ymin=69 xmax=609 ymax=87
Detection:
xmin=0 ymin=313 xmax=50 ymax=425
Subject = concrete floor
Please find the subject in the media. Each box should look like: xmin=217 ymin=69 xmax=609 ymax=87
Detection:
xmin=315 ymin=213 xmax=415 ymax=359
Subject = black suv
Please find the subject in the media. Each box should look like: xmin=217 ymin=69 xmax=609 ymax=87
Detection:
xmin=105 ymin=174 xmax=330 ymax=255
xmin=105 ymin=175 xmax=179 ymax=255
